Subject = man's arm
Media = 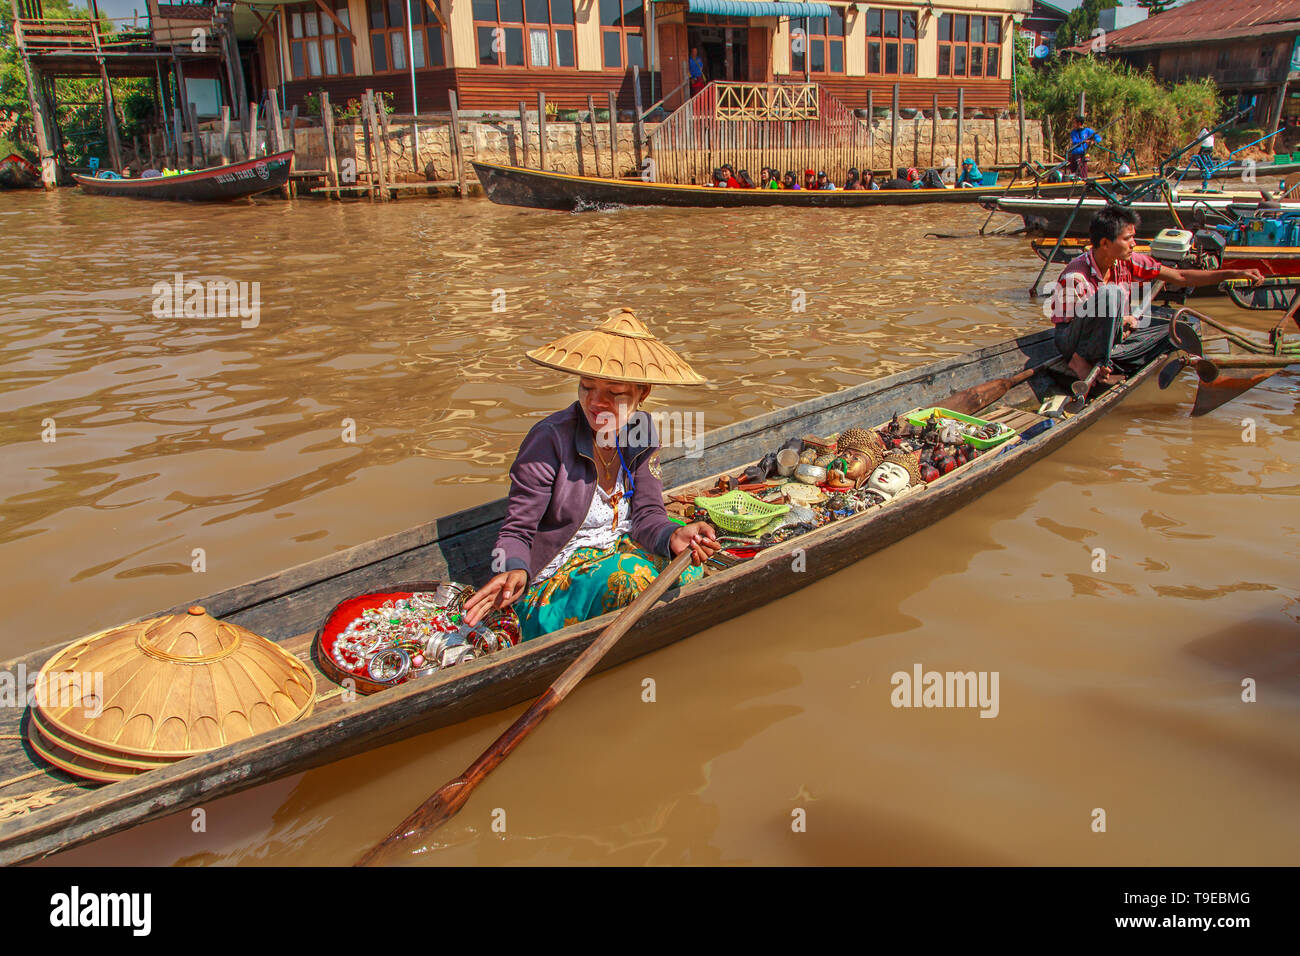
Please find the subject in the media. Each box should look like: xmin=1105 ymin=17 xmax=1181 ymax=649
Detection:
xmin=1157 ymin=265 xmax=1264 ymax=288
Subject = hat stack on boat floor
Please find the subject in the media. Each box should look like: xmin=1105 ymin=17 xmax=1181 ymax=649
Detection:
xmin=27 ymin=606 xmax=316 ymax=782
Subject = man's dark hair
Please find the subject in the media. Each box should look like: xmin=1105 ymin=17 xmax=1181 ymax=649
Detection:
xmin=1089 ymin=205 xmax=1141 ymax=246
xmin=1074 ymin=115 xmax=1085 ymax=124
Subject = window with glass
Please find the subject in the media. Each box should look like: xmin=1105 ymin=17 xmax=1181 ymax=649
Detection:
xmin=474 ymin=0 xmax=575 ymax=68
xmin=599 ymin=0 xmax=644 ymax=70
xmin=369 ymin=0 xmax=444 ymax=73
xmin=864 ymin=7 xmax=916 ymax=75
xmin=937 ymin=13 xmax=1001 ymax=78
xmin=790 ymin=10 xmax=845 ymax=75
xmin=288 ymin=2 xmax=355 ymax=79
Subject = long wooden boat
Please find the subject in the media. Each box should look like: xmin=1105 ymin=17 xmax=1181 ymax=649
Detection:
xmin=0 ymin=330 xmax=1176 ymax=864
xmin=73 ymin=150 xmax=293 ymax=201
xmin=1204 ymin=157 xmax=1300 ymax=181
xmin=1029 ymin=236 xmax=1300 ymax=283
xmin=997 ymin=194 xmax=1300 ymax=238
xmin=473 ymin=161 xmax=1156 ymax=211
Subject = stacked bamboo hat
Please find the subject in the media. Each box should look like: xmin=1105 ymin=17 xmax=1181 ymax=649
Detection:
xmin=27 ymin=606 xmax=316 ymax=783
xmin=526 ymin=308 xmax=707 ymax=386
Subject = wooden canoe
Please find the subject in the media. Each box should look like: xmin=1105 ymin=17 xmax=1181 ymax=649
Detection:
xmin=73 ymin=151 xmax=293 ymax=202
xmin=997 ymin=195 xmax=1300 ymax=238
xmin=0 ymin=329 xmax=1159 ymax=864
xmin=472 ymin=161 xmax=1158 ymax=212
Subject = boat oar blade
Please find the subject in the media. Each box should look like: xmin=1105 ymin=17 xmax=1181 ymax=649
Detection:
xmin=355 ymin=778 xmax=471 ymax=866
xmin=1191 ymin=366 xmax=1284 ymax=417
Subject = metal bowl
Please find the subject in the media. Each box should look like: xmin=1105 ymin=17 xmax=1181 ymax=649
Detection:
xmin=794 ymin=463 xmax=827 ymax=485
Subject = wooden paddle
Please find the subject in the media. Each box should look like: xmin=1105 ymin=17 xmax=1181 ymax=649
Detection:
xmin=355 ymin=548 xmax=696 ymax=866
xmin=935 ymin=368 xmax=1035 ymax=417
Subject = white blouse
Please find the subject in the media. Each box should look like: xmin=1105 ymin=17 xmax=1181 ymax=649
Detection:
xmin=535 ymin=472 xmax=631 ymax=583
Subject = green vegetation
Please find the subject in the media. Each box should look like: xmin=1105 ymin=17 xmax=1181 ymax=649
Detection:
xmin=1020 ymin=55 xmax=1221 ymax=169
xmin=1055 ymin=0 xmax=1120 ymax=51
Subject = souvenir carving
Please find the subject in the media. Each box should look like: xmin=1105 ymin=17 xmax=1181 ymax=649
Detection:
xmin=836 ymin=427 xmax=886 ymax=457
xmin=865 ymin=451 xmax=924 ymax=501
xmin=798 ymin=447 xmax=819 ymax=465
xmin=813 ymin=453 xmax=836 ymax=469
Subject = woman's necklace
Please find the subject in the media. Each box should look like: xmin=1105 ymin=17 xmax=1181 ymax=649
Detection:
xmin=594 ymin=444 xmax=624 ymax=532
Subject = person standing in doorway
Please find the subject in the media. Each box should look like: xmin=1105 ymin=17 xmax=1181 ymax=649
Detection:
xmin=689 ymin=48 xmax=706 ymax=97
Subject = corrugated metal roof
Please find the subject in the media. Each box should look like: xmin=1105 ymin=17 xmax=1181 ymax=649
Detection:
xmin=1083 ymin=0 xmax=1300 ymax=49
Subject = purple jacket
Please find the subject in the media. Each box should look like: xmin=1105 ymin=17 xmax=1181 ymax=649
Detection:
xmin=494 ymin=402 xmax=677 ymax=582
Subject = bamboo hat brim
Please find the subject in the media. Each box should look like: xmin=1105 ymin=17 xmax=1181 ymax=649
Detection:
xmin=526 ymin=308 xmax=706 ymax=386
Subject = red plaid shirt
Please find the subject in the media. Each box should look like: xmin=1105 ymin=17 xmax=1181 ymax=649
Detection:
xmin=1051 ymin=249 xmax=1163 ymax=324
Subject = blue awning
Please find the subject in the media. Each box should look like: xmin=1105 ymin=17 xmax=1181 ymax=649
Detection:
xmin=673 ymin=0 xmax=836 ymax=18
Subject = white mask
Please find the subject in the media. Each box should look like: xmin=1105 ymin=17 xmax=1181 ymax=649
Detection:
xmin=867 ymin=461 xmax=910 ymax=499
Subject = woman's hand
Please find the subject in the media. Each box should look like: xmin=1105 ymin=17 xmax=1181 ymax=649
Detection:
xmin=669 ymin=522 xmax=720 ymax=566
xmin=463 ymin=569 xmax=530 ymax=626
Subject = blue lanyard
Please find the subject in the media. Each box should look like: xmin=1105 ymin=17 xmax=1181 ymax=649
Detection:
xmin=616 ymin=444 xmax=636 ymax=499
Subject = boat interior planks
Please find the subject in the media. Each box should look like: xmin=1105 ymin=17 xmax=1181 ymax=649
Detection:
xmin=0 ymin=329 xmax=1150 ymax=865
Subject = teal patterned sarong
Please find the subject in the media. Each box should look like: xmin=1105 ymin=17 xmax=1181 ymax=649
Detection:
xmin=517 ymin=534 xmax=703 ymax=641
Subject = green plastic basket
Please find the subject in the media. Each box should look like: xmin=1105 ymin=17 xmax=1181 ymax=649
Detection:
xmin=905 ymin=406 xmax=1017 ymax=450
xmin=693 ymin=490 xmax=790 ymax=534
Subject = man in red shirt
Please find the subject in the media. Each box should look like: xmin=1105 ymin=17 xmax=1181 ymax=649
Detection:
xmin=1049 ymin=205 xmax=1262 ymax=388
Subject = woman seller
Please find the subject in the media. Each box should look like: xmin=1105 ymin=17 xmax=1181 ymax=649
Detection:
xmin=463 ymin=309 xmax=720 ymax=639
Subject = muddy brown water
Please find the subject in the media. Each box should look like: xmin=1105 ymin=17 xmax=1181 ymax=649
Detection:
xmin=2 ymin=190 xmax=1296 ymax=866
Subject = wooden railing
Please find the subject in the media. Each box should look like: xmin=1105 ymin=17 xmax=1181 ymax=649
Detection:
xmin=649 ymin=82 xmax=866 ymax=185
xmin=15 ymin=17 xmax=173 ymax=54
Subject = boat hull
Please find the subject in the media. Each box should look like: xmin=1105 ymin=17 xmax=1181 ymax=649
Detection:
xmin=473 ymin=161 xmax=1155 ymax=211
xmin=73 ymin=151 xmax=293 ymax=201
xmin=0 ymin=330 xmax=1156 ymax=864
xmin=1000 ymin=195 xmax=1300 ymax=238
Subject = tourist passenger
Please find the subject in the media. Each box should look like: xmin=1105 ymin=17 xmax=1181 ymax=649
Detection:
xmin=816 ymin=171 xmax=836 ymax=190
xmin=783 ymin=171 xmax=800 ymax=189
xmin=689 ymin=48 xmax=706 ymax=97
xmin=711 ymin=168 xmax=729 ymax=187
xmin=956 ymin=157 xmax=982 ymax=188
xmin=1050 ymin=205 xmax=1263 ymax=392
xmin=762 ymin=168 xmax=781 ymax=189
xmin=843 ymin=168 xmax=862 ymax=190
xmin=880 ymin=167 xmax=912 ymax=189
xmin=1069 ymin=114 xmax=1098 ymax=179
xmin=803 ymin=169 xmax=817 ymax=190
xmin=862 ymin=170 xmax=879 ymax=190
xmin=722 ymin=163 xmax=743 ymax=188
xmin=737 ymin=169 xmax=757 ymax=188
xmin=463 ymin=309 xmax=719 ymax=640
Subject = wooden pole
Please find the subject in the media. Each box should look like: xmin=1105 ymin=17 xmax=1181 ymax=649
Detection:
xmin=321 ymin=91 xmax=339 ymax=194
xmin=607 ymin=91 xmax=619 ymax=178
xmin=1017 ymin=91 xmax=1026 ymax=166
xmin=172 ymin=107 xmax=184 ymax=167
xmin=266 ymin=88 xmax=284 ymax=154
xmin=188 ymin=101 xmax=202 ymax=166
xmin=993 ymin=111 xmax=1000 ymax=166
xmin=359 ymin=90 xmax=376 ymax=199
xmin=1044 ymin=113 xmax=1053 ymax=165
xmin=376 ymin=95 xmax=395 ymax=186
xmin=587 ymin=94 xmax=600 ymax=176
xmin=245 ymin=100 xmax=259 ymax=160
xmin=867 ymin=89 xmax=874 ymax=168
xmin=930 ymin=92 xmax=938 ymax=169
xmin=955 ymin=87 xmax=964 ymax=167
xmin=974 ymin=133 xmax=981 ymax=169
xmin=1078 ymin=91 xmax=1086 ymax=119
xmin=913 ymin=112 xmax=920 ymax=167
xmin=11 ymin=11 xmax=56 ymax=187
xmin=288 ymin=104 xmax=299 ymax=196
xmin=219 ymin=105 xmax=230 ymax=165
xmin=889 ymin=83 xmax=899 ymax=172
xmin=147 ymin=129 xmax=157 ymax=170
xmin=632 ymin=63 xmax=645 ymax=174
xmin=448 ymin=89 xmax=465 ymax=197
xmin=537 ymin=91 xmax=547 ymax=171
xmin=367 ymin=91 xmax=389 ymax=200
xmin=518 ymin=100 xmax=530 ymax=168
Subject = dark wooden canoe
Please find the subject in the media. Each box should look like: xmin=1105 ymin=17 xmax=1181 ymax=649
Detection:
xmin=0 ymin=329 xmax=1157 ymax=864
xmin=997 ymin=195 xmax=1300 ymax=237
xmin=73 ymin=151 xmax=293 ymax=201
xmin=472 ymin=161 xmax=1157 ymax=212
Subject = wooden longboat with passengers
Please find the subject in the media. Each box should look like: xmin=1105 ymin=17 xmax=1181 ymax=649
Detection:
xmin=473 ymin=161 xmax=1156 ymax=212
xmin=0 ymin=328 xmax=1237 ymax=864
xmin=72 ymin=150 xmax=294 ymax=202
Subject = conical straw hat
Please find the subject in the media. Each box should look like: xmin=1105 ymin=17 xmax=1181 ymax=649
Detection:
xmin=31 ymin=606 xmax=316 ymax=768
xmin=526 ymin=308 xmax=706 ymax=386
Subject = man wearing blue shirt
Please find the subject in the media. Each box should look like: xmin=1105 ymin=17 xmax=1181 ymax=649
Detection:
xmin=1070 ymin=115 xmax=1099 ymax=179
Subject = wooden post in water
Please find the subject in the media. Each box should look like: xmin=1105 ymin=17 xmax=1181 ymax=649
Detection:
xmin=96 ymin=57 xmax=124 ymax=172
xmin=974 ymin=133 xmax=981 ymax=169
xmin=266 ymin=88 xmax=283 ymax=154
xmin=359 ymin=90 xmax=376 ymax=199
xmin=632 ymin=64 xmax=645 ymax=174
xmin=376 ymin=96 xmax=395 ymax=188
xmin=448 ymin=90 xmax=465 ymax=197
xmin=1044 ymin=114 xmax=1053 ymax=164
xmin=147 ymin=130 xmax=157 ymax=169
xmin=607 ymin=91 xmax=618 ymax=177
xmin=537 ymin=92 xmax=547 ymax=171
xmin=287 ymin=105 xmax=299 ymax=196
xmin=321 ymin=91 xmax=340 ymax=195
xmin=913 ymin=112 xmax=920 ymax=167
xmin=955 ymin=87 xmax=964 ymax=166
xmin=518 ymin=100 xmax=529 ymax=168
xmin=866 ymin=89 xmax=873 ymax=170
xmin=993 ymin=111 xmax=1000 ymax=166
xmin=188 ymin=102 xmax=202 ymax=166
xmin=219 ymin=106 xmax=230 ymax=165
xmin=172 ymin=107 xmax=184 ymax=166
xmin=366 ymin=91 xmax=389 ymax=200
xmin=587 ymin=94 xmax=600 ymax=176
xmin=1016 ymin=92 xmax=1026 ymax=166
xmin=889 ymin=84 xmax=898 ymax=172
xmin=930 ymin=92 xmax=938 ymax=169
